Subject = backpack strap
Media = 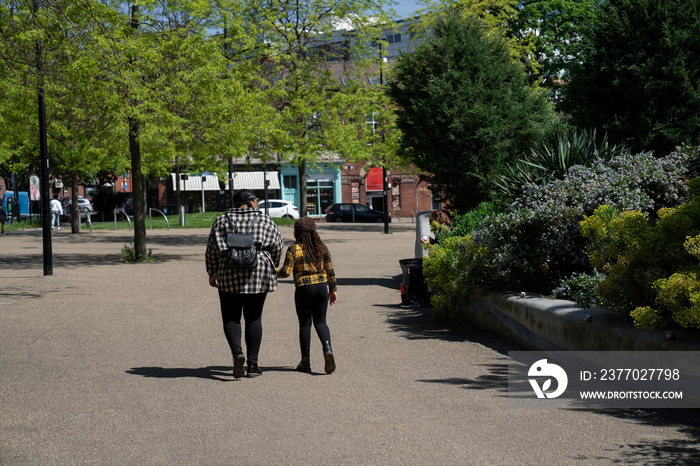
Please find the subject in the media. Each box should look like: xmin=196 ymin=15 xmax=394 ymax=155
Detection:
xmin=224 ymin=211 xmax=262 ymax=234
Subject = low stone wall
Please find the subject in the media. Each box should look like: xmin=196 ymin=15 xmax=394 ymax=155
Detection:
xmin=460 ymin=290 xmax=700 ymax=351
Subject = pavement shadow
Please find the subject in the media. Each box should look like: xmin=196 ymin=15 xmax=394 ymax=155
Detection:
xmin=380 ymin=303 xmax=523 ymax=353
xmin=591 ymin=408 xmax=700 ymax=463
xmin=335 ymin=277 xmax=398 ymax=289
xmin=126 ymin=366 xmax=233 ymax=382
xmin=417 ymin=361 xmax=509 ymax=392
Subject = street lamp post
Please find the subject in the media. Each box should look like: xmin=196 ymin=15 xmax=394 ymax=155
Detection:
xmin=379 ymin=41 xmax=389 ymax=234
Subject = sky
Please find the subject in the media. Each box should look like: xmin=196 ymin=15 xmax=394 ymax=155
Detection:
xmin=390 ymin=0 xmax=424 ymax=19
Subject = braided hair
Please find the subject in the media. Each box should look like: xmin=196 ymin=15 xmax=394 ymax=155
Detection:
xmin=293 ymin=217 xmax=330 ymax=271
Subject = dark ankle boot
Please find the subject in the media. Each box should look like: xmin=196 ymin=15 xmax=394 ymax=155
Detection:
xmin=296 ymin=357 xmax=311 ymax=373
xmin=323 ymin=343 xmax=335 ymax=374
xmin=232 ymin=350 xmax=246 ymax=379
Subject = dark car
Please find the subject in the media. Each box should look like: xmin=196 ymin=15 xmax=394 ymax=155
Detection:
xmin=325 ymin=203 xmax=390 ymax=223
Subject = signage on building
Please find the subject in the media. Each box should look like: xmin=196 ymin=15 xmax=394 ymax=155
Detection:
xmin=366 ymin=167 xmax=384 ymax=191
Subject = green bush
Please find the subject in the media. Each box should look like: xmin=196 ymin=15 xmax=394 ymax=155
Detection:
xmin=421 ymin=146 xmax=700 ymax=323
xmin=422 ymin=235 xmax=491 ymax=320
xmin=580 ymin=188 xmax=700 ymax=329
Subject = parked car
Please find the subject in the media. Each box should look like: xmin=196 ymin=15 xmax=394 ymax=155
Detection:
xmin=258 ymin=199 xmax=300 ymax=219
xmin=325 ymin=203 xmax=390 ymax=223
xmin=76 ymin=197 xmax=93 ymax=212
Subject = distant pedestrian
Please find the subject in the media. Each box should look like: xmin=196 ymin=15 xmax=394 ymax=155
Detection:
xmin=50 ymin=195 xmax=62 ymax=230
xmin=277 ymin=217 xmax=338 ymax=374
xmin=0 ymin=202 xmax=6 ymax=234
xmin=420 ymin=209 xmax=451 ymax=245
xmin=205 ymin=189 xmax=284 ymax=378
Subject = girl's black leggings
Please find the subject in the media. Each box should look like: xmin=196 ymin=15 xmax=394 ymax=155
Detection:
xmin=294 ymin=283 xmax=331 ymax=359
xmin=218 ymin=291 xmax=267 ymax=364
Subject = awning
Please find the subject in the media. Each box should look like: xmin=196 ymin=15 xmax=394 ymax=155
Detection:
xmin=224 ymin=171 xmax=280 ymax=190
xmin=171 ymin=173 xmax=223 ymax=191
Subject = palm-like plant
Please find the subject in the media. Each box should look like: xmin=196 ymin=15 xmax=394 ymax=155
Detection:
xmin=492 ymin=129 xmax=630 ymax=199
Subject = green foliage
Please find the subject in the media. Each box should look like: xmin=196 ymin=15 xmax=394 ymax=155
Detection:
xmin=492 ymin=129 xmax=630 ymax=199
xmin=653 ymin=271 xmax=700 ymax=329
xmin=387 ymin=14 xmax=558 ymax=212
xmin=560 ymin=0 xmax=700 ymax=154
xmin=422 ymin=235 xmax=492 ymax=320
xmin=446 ymin=201 xmax=505 ymax=238
xmin=551 ymin=271 xmax=604 ymax=308
xmin=121 ymin=244 xmax=155 ymax=263
xmin=580 ymin=192 xmax=700 ymax=329
xmin=630 ymin=306 xmax=665 ymax=331
xmin=421 ymin=147 xmax=697 ymax=322
xmin=514 ymin=0 xmax=598 ymax=88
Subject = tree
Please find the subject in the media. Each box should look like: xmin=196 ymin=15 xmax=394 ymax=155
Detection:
xmin=387 ymin=14 xmax=558 ymax=212
xmin=242 ymin=0 xmax=393 ymax=216
xmin=560 ymin=0 xmax=700 ymax=155
xmin=513 ymin=0 xmax=597 ymax=88
xmin=0 ymin=0 xmax=124 ymax=232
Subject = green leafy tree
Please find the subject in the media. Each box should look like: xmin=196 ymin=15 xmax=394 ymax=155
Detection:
xmin=387 ymin=14 xmax=558 ymax=212
xmin=0 ymin=0 xmax=124 ymax=232
xmin=513 ymin=0 xmax=597 ymax=88
xmin=242 ymin=0 xmax=394 ymax=216
xmin=561 ymin=0 xmax=700 ymax=154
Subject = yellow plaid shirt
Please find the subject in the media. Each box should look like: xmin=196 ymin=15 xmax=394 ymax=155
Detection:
xmin=277 ymin=243 xmax=336 ymax=292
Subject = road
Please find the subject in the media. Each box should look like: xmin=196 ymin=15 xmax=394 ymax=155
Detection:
xmin=1 ymin=223 xmax=699 ymax=464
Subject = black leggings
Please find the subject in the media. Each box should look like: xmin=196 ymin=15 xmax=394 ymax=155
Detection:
xmin=294 ymin=283 xmax=331 ymax=359
xmin=218 ymin=291 xmax=267 ymax=364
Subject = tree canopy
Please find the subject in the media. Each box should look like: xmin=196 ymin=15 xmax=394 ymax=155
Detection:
xmin=387 ymin=13 xmax=558 ymax=212
xmin=560 ymin=0 xmax=700 ymax=155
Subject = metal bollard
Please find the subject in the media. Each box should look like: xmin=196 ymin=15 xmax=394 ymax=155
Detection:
xmin=179 ymin=205 xmax=186 ymax=227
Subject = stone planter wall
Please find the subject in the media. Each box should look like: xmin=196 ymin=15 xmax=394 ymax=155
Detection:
xmin=460 ymin=291 xmax=700 ymax=351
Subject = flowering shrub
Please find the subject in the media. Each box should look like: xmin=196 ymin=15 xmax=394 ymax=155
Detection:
xmin=580 ymin=179 xmax=700 ymax=329
xmin=551 ymin=271 xmax=605 ymax=308
xmin=422 ymin=145 xmax=700 ymax=327
xmin=472 ymin=150 xmax=692 ymax=292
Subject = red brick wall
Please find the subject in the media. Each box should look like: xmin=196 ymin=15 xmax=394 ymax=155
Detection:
xmin=339 ymin=162 xmax=435 ymax=218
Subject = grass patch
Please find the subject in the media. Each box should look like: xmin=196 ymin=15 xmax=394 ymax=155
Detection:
xmin=5 ymin=212 xmax=296 ymax=231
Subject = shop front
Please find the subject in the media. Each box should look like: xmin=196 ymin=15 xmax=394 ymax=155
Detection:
xmin=280 ymin=164 xmax=342 ymax=218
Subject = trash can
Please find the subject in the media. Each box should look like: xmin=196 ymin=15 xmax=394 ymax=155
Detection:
xmin=399 ymin=258 xmax=427 ymax=305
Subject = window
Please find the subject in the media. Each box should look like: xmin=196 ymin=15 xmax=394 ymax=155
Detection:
xmin=386 ymin=34 xmax=402 ymax=44
xmin=284 ymin=175 xmax=297 ymax=189
xmin=367 ymin=76 xmax=381 ymax=86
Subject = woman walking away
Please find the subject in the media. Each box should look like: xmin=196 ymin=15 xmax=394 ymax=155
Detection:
xmin=206 ymin=189 xmax=284 ymax=378
xmin=278 ymin=217 xmax=338 ymax=374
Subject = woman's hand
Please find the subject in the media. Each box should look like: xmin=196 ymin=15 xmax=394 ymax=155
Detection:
xmin=329 ymin=291 xmax=338 ymax=306
xmin=208 ymin=275 xmax=218 ymax=288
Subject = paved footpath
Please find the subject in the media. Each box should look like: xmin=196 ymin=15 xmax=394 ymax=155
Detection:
xmin=1 ymin=223 xmax=700 ymax=464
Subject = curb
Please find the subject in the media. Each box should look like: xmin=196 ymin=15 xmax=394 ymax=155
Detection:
xmin=460 ymin=290 xmax=700 ymax=352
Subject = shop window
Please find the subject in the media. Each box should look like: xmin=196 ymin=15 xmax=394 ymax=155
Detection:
xmin=283 ymin=175 xmax=297 ymax=189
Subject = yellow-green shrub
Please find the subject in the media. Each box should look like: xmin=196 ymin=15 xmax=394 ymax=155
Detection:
xmin=422 ymin=235 xmax=491 ymax=320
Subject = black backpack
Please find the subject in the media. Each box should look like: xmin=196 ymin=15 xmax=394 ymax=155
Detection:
xmin=224 ymin=212 xmax=262 ymax=270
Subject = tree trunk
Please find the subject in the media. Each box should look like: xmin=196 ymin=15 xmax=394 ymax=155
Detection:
xmin=128 ymin=4 xmax=147 ymax=260
xmin=129 ymin=115 xmax=147 ymax=259
xmin=70 ymin=171 xmax=79 ymax=233
xmin=298 ymin=160 xmax=307 ymax=218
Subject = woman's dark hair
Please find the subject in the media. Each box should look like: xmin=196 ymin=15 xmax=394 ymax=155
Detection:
xmin=293 ymin=217 xmax=329 ymax=271
xmin=233 ymin=189 xmax=256 ymax=208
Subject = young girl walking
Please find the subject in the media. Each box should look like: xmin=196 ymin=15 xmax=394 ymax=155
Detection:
xmin=278 ymin=217 xmax=338 ymax=374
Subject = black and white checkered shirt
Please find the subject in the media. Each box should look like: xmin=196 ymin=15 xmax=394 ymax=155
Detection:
xmin=205 ymin=208 xmax=284 ymax=294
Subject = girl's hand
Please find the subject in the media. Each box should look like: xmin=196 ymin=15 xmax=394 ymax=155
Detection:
xmin=329 ymin=291 xmax=338 ymax=306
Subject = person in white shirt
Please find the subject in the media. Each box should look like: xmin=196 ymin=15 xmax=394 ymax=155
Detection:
xmin=50 ymin=195 xmax=62 ymax=230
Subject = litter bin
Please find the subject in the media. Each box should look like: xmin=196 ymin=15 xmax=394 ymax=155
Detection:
xmin=399 ymin=258 xmax=428 ymax=306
